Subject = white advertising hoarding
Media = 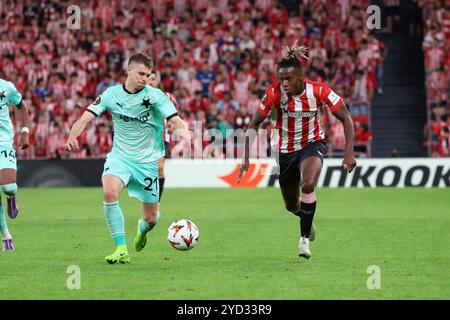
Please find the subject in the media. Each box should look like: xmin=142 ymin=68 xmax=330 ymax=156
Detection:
xmin=165 ymin=158 xmax=450 ymax=188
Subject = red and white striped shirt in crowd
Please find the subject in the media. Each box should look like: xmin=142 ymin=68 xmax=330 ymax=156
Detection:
xmin=181 ymin=77 xmax=202 ymax=97
xmin=330 ymin=121 xmax=346 ymax=151
xmin=258 ymin=80 xmax=344 ymax=153
xmin=194 ymin=0 xmax=209 ymax=10
xmin=443 ymin=10 xmax=450 ymax=40
xmin=426 ymin=47 xmax=445 ymax=70
xmin=324 ymin=25 xmax=342 ymax=49
xmin=96 ymin=132 xmax=112 ymax=157
xmin=151 ymin=1 xmax=167 ymax=19
xmin=358 ymin=47 xmax=373 ymax=67
xmin=370 ymin=37 xmax=385 ymax=64
xmin=94 ymin=5 xmax=114 ymax=30
xmin=0 ymin=39 xmax=14 ymax=55
xmin=163 ymin=91 xmax=178 ymax=143
xmin=13 ymin=55 xmax=27 ymax=72
xmin=234 ymin=77 xmax=251 ymax=106
xmin=255 ymin=0 xmax=271 ymax=10
xmin=174 ymin=0 xmax=187 ymax=16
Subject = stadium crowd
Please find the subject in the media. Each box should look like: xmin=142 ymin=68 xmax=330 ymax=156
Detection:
xmin=0 ymin=0 xmax=381 ymax=159
xmin=420 ymin=0 xmax=450 ymax=157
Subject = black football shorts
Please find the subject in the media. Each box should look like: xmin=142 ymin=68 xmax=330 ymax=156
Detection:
xmin=277 ymin=141 xmax=326 ymax=187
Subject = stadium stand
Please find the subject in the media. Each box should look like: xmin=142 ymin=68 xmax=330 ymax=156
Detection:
xmin=369 ymin=0 xmax=428 ymax=158
xmin=0 ymin=0 xmax=381 ymax=159
xmin=420 ymin=0 xmax=450 ymax=157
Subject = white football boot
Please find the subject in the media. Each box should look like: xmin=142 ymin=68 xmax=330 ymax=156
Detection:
xmin=298 ymin=236 xmax=312 ymax=259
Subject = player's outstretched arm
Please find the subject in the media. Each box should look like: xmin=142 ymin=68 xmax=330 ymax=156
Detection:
xmin=169 ymin=115 xmax=192 ymax=144
xmin=332 ymin=102 xmax=357 ymax=173
xmin=65 ymin=111 xmax=96 ymax=151
xmin=16 ymin=100 xmax=31 ymax=150
xmin=238 ymin=110 xmax=267 ymax=184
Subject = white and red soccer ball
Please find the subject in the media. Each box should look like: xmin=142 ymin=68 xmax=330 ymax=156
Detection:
xmin=167 ymin=219 xmax=199 ymax=250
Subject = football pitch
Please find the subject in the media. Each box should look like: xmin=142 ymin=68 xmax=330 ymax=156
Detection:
xmin=0 ymin=187 xmax=449 ymax=300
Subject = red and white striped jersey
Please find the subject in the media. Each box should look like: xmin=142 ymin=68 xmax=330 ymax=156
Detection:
xmin=163 ymin=91 xmax=178 ymax=143
xmin=426 ymin=47 xmax=445 ymax=70
xmin=258 ymin=79 xmax=343 ymax=153
xmin=444 ymin=10 xmax=450 ymax=40
xmin=370 ymin=38 xmax=385 ymax=64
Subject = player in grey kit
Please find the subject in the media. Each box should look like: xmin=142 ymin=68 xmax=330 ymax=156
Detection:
xmin=0 ymin=78 xmax=31 ymax=251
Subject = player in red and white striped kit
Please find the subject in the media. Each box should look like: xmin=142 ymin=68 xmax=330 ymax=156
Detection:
xmin=148 ymin=71 xmax=178 ymax=201
xmin=238 ymin=43 xmax=356 ymax=259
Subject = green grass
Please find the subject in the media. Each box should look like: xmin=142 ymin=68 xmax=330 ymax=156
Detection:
xmin=1 ymin=188 xmax=449 ymax=299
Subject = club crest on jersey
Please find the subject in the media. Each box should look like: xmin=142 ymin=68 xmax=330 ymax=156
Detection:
xmin=93 ymin=95 xmax=101 ymax=105
xmin=141 ymin=96 xmax=153 ymax=109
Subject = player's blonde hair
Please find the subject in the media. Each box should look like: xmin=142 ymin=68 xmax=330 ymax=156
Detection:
xmin=281 ymin=40 xmax=309 ymax=61
xmin=275 ymin=41 xmax=309 ymax=73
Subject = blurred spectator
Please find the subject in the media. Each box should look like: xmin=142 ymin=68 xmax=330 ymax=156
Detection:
xmin=46 ymin=123 xmax=66 ymax=159
xmin=407 ymin=0 xmax=423 ymax=39
xmin=188 ymin=90 xmax=210 ymax=114
xmin=234 ymin=106 xmax=251 ymax=130
xmin=196 ymin=62 xmax=216 ymax=97
xmin=95 ymin=122 xmax=113 ymax=158
xmin=384 ymin=0 xmax=401 ymax=34
xmin=351 ymin=69 xmax=369 ymax=105
xmin=329 ymin=120 xmax=346 ymax=156
xmin=217 ymin=91 xmax=239 ymax=115
xmin=354 ymin=122 xmax=373 ymax=157
xmin=247 ymin=91 xmax=261 ymax=115
xmin=33 ymin=112 xmax=50 ymax=157
xmin=368 ymin=34 xmax=388 ymax=95
xmin=421 ymin=1 xmax=450 ymax=156
xmin=206 ymin=102 xmax=220 ymax=129
xmin=210 ymin=72 xmax=230 ymax=101
xmin=234 ymin=70 xmax=251 ymax=106
xmin=182 ymin=69 xmax=202 ymax=97
xmin=34 ymin=79 xmax=50 ymax=101
xmin=1 ymin=0 xmax=379 ymax=159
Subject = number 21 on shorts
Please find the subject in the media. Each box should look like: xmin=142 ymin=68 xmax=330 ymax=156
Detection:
xmin=144 ymin=176 xmax=158 ymax=197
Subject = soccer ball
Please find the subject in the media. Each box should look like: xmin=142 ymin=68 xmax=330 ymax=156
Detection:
xmin=167 ymin=219 xmax=199 ymax=250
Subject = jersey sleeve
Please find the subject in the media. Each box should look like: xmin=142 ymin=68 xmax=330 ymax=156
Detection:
xmin=154 ymin=89 xmax=178 ymax=119
xmin=319 ymin=83 xmax=343 ymax=112
xmin=87 ymin=88 xmax=111 ymax=116
xmin=5 ymin=81 xmax=23 ymax=107
xmin=165 ymin=92 xmax=178 ymax=106
xmin=258 ymin=86 xmax=276 ymax=117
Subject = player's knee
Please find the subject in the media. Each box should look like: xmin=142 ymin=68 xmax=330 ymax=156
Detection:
xmin=103 ymin=189 xmax=119 ymax=202
xmin=301 ymin=178 xmax=316 ymax=193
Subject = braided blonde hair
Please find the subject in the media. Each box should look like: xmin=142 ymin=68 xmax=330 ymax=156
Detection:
xmin=281 ymin=40 xmax=309 ymax=61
